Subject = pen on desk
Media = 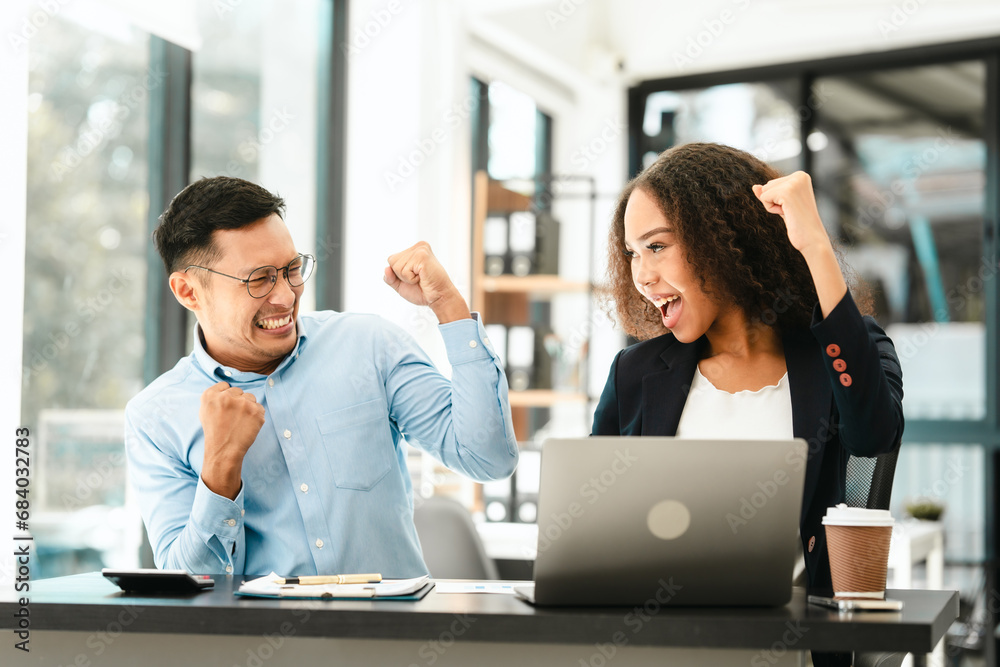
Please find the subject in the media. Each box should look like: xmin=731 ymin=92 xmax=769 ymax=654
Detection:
xmin=275 ymin=573 xmax=382 ymax=585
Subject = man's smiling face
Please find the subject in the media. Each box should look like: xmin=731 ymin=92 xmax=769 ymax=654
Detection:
xmin=182 ymin=213 xmax=303 ymax=375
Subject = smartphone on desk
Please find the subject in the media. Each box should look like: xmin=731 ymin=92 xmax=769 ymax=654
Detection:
xmin=102 ymin=568 xmax=215 ymax=594
xmin=808 ymin=595 xmax=903 ymax=612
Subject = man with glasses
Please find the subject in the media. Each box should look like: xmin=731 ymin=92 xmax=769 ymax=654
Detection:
xmin=125 ymin=176 xmax=517 ymax=577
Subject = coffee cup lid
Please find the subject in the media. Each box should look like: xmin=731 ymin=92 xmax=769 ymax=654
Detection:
xmin=821 ymin=503 xmax=894 ymax=527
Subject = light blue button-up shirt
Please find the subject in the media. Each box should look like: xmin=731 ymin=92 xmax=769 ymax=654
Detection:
xmin=124 ymin=311 xmax=517 ymax=577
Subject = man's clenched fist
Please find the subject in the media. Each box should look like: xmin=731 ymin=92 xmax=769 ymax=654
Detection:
xmin=199 ymin=381 xmax=266 ymax=499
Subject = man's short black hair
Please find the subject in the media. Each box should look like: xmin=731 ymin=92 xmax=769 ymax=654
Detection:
xmin=153 ymin=176 xmax=287 ymax=274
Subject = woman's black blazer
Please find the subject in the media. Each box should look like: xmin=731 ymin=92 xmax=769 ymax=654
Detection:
xmin=591 ymin=292 xmax=904 ymax=594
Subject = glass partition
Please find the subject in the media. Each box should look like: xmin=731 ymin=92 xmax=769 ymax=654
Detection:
xmin=811 ymin=62 xmax=987 ymax=421
xmin=641 ymin=80 xmax=802 ymax=174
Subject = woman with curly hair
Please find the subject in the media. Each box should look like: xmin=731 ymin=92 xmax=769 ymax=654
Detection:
xmin=592 ymin=143 xmax=903 ymax=634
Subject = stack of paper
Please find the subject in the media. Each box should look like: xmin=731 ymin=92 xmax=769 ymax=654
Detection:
xmin=237 ymin=573 xmax=432 ymax=600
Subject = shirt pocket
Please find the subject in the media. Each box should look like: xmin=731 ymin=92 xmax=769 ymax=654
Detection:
xmin=316 ymin=398 xmax=395 ymax=491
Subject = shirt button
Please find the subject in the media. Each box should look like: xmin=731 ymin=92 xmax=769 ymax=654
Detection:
xmin=825 ymin=344 xmax=841 ymax=358
xmin=241 ymin=509 xmax=246 ymax=516
xmin=283 ymin=429 xmax=292 ymax=439
xmin=226 ymin=565 xmax=233 ymax=573
xmin=315 ymin=539 xmax=324 ymax=548
xmin=469 ymin=340 xmax=478 ymax=348
xmin=839 ymin=373 xmax=853 ymax=387
xmin=300 ymin=483 xmax=309 ymax=493
xmin=226 ymin=519 xmax=236 ymax=527
xmin=833 ymin=359 xmax=847 ymax=372
xmin=224 ymin=370 xmax=233 ymax=377
xmin=268 ymin=378 xmax=274 ymax=387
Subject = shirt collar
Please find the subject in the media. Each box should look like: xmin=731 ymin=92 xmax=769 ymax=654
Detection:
xmin=191 ymin=318 xmax=309 ymax=382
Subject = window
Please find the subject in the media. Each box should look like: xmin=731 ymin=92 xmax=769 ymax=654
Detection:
xmin=22 ymin=2 xmax=151 ymax=577
xmin=20 ymin=0 xmax=336 ymax=577
xmin=191 ymin=0 xmax=324 ymax=313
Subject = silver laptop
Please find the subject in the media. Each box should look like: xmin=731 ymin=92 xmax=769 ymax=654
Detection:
xmin=516 ymin=437 xmax=807 ymax=606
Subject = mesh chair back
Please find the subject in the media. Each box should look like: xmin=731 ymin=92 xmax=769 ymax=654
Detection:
xmin=844 ymin=447 xmax=905 ymax=667
xmin=844 ymin=448 xmax=900 ymax=511
xmin=413 ymin=495 xmax=499 ymax=580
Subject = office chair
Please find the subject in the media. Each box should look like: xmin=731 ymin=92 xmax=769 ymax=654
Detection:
xmin=848 ymin=448 xmax=906 ymax=667
xmin=413 ymin=495 xmax=499 ymax=580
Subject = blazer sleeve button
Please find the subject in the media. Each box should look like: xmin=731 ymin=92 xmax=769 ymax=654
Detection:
xmin=808 ymin=536 xmax=816 ymax=553
xmin=826 ymin=344 xmax=841 ymax=358
xmin=839 ymin=373 xmax=853 ymax=387
xmin=833 ymin=359 xmax=847 ymax=372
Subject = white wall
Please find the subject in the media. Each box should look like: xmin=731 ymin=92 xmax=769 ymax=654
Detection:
xmin=342 ymin=0 xmax=630 ymax=383
xmin=609 ymin=0 xmax=1000 ymax=81
xmin=343 ymin=0 xmax=458 ymax=370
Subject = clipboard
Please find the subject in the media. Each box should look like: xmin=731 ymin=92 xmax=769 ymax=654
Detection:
xmin=235 ymin=573 xmax=434 ymax=601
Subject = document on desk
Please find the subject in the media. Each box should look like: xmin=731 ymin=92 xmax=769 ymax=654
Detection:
xmin=236 ymin=573 xmax=433 ymax=600
xmin=434 ymin=581 xmax=532 ymax=594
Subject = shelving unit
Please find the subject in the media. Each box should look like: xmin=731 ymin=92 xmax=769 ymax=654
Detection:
xmin=469 ymin=170 xmax=597 ymax=524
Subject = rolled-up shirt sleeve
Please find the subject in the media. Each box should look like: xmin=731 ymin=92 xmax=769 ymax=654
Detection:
xmin=125 ymin=408 xmax=246 ymax=574
xmin=381 ymin=313 xmax=518 ymax=482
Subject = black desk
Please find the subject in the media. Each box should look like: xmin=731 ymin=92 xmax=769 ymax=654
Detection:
xmin=0 ymin=573 xmax=958 ymax=666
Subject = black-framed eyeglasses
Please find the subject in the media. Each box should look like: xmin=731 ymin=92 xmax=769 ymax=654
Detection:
xmin=185 ymin=254 xmax=316 ymax=298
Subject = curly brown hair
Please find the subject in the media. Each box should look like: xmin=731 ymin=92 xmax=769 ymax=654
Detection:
xmin=605 ymin=143 xmax=868 ymax=340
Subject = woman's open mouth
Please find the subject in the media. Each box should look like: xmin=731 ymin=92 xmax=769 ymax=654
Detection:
xmin=652 ymin=295 xmax=682 ymax=329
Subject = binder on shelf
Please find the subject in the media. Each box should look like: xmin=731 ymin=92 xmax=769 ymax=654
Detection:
xmin=532 ymin=323 xmax=555 ymax=390
xmin=482 ymin=477 xmax=512 ymax=522
xmin=508 ymin=211 xmax=536 ymax=277
xmin=514 ymin=449 xmax=541 ymax=523
xmin=535 ymin=212 xmax=560 ymax=275
xmin=506 ymin=325 xmax=535 ymax=392
xmin=483 ymin=215 xmax=509 ymax=276
xmin=483 ymin=324 xmax=507 ymax=368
